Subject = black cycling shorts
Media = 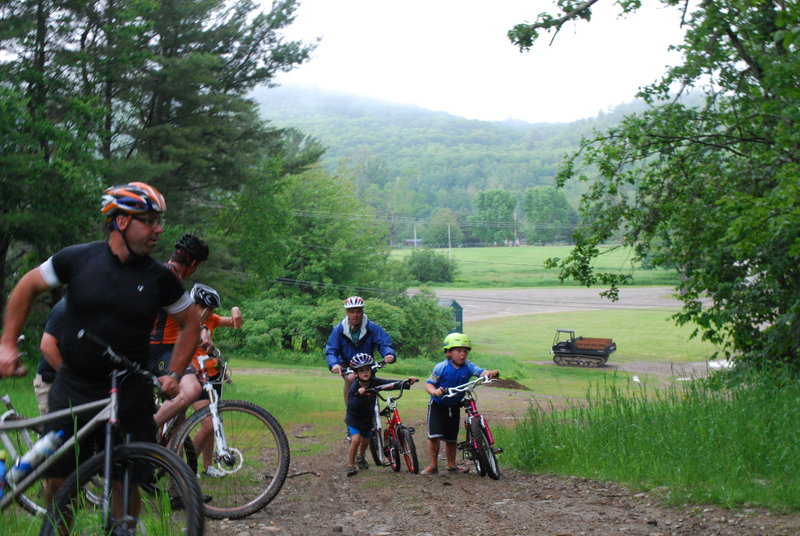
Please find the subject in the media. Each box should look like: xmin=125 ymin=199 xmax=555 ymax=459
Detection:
xmin=426 ymin=402 xmax=461 ymax=443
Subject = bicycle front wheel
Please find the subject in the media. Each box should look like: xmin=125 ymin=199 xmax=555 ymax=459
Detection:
xmin=40 ymin=441 xmax=204 ymax=536
xmin=471 ymin=419 xmax=500 ymax=480
xmin=368 ymin=406 xmax=387 ymax=467
xmin=172 ymin=399 xmax=290 ymax=519
xmin=397 ymin=425 xmax=419 ymax=474
xmin=467 ymin=420 xmax=487 ymax=477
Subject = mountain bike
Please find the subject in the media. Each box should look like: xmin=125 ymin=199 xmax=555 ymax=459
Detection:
xmin=167 ymin=351 xmax=291 ymax=519
xmin=444 ymin=375 xmax=502 ymax=480
xmin=0 ymin=330 xmax=204 ymax=535
xmin=368 ymin=379 xmax=419 ymax=474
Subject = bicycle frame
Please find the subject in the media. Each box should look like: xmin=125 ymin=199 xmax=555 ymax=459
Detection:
xmin=0 ymin=396 xmax=110 ymax=512
xmin=463 ymin=391 xmax=495 ymax=447
xmin=375 ymin=386 xmax=409 ymax=447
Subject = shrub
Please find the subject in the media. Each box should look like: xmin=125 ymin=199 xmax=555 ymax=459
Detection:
xmin=405 ymin=248 xmax=457 ymax=283
xmin=238 ymin=289 xmax=453 ymax=359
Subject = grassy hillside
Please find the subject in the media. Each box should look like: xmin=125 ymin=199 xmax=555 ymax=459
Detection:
xmin=251 ymin=84 xmax=649 ymax=210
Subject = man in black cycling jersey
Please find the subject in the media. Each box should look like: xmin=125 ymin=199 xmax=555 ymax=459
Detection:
xmin=0 ymin=182 xmax=200 ymax=502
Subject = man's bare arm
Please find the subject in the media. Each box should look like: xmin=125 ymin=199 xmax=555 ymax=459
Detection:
xmin=0 ymin=268 xmax=51 ymax=377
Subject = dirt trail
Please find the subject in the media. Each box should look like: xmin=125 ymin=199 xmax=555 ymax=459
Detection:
xmin=205 ymin=376 xmax=799 ymax=536
xmin=205 ymin=288 xmax=798 ymax=535
xmin=204 ymin=389 xmax=799 ymax=536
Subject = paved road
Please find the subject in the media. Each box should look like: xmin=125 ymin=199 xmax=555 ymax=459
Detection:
xmin=435 ymin=286 xmax=685 ymax=321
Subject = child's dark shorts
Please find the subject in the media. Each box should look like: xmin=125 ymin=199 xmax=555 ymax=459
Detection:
xmin=347 ymin=425 xmax=372 ymax=439
xmin=426 ymin=402 xmax=460 ymax=442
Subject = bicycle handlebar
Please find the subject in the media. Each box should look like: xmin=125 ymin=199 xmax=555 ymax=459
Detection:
xmin=365 ymin=379 xmax=414 ymax=401
xmin=442 ymin=375 xmax=496 ymax=398
xmin=77 ymin=329 xmax=167 ymax=398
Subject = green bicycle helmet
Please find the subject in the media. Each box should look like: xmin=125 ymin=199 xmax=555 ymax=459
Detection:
xmin=443 ymin=333 xmax=472 ymax=352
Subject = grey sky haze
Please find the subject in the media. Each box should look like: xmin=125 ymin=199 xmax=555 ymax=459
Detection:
xmin=274 ymin=0 xmax=686 ymax=123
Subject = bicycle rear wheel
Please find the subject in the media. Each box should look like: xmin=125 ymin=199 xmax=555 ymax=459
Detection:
xmin=39 ymin=441 xmax=204 ymax=535
xmin=396 ymin=425 xmax=419 ymax=474
xmin=172 ymin=399 xmax=290 ymax=519
xmin=471 ymin=419 xmax=500 ymax=480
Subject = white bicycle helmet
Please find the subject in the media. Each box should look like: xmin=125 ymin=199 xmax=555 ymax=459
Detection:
xmin=349 ymin=353 xmax=374 ymax=369
xmin=343 ymin=296 xmax=365 ymax=309
xmin=191 ymin=283 xmax=221 ymax=309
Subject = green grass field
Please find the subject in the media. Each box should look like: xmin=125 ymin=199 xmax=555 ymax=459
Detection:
xmin=391 ymin=245 xmax=681 ymax=287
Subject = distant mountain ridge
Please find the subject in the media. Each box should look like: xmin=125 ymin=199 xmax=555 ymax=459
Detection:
xmin=250 ymin=84 xmax=643 ymax=212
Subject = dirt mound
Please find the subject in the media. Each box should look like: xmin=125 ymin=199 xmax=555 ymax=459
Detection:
xmin=492 ymin=377 xmax=530 ymax=390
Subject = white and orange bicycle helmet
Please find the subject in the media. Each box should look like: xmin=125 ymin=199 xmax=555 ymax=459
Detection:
xmin=101 ymin=182 xmax=166 ymax=217
xmin=343 ymin=296 xmax=365 ymax=309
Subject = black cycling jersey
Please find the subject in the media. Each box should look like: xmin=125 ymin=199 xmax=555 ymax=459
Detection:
xmin=43 ymin=241 xmax=188 ymax=381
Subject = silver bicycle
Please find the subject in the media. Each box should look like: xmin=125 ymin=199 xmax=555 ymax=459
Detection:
xmin=0 ymin=330 xmax=205 ymax=535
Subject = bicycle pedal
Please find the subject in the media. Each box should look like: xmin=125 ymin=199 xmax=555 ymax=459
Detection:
xmin=492 ymin=447 xmax=504 ymax=454
xmin=456 ymin=441 xmax=469 ymax=451
xmin=405 ymin=426 xmax=415 ymax=434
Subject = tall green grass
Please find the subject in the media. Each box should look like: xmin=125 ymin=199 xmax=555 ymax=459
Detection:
xmin=496 ymin=369 xmax=800 ymax=511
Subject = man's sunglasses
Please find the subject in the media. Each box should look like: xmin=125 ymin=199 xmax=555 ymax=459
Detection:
xmin=131 ymin=215 xmax=164 ymax=228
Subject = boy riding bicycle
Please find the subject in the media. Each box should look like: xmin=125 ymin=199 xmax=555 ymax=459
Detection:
xmin=421 ymin=333 xmax=498 ymax=475
xmin=345 ymin=353 xmax=417 ymax=477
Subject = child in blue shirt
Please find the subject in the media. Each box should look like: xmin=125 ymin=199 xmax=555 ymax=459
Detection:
xmin=421 ymin=333 xmax=498 ymax=474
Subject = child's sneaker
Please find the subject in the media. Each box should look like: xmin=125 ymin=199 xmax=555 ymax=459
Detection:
xmin=346 ymin=465 xmax=358 ymax=477
xmin=355 ymin=455 xmax=369 ymax=470
xmin=204 ymin=466 xmax=226 ymax=478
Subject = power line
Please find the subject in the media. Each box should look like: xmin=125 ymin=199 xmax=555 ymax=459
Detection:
xmin=274 ymin=279 xmax=676 ymax=311
xmin=291 ymin=209 xmax=577 ymax=230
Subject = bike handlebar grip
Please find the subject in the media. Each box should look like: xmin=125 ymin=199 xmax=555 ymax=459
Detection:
xmin=77 ymin=329 xmax=108 ymax=348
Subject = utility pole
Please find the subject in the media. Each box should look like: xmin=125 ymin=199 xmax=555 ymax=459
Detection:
xmin=447 ymin=224 xmax=452 ymax=258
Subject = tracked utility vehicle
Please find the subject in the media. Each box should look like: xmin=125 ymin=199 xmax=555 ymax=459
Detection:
xmin=551 ymin=329 xmax=616 ymax=368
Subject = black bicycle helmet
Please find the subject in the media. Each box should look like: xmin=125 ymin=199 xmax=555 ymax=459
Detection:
xmin=174 ymin=233 xmax=209 ymax=262
xmin=190 ymin=283 xmax=221 ymax=309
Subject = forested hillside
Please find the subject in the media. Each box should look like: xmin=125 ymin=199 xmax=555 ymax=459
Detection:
xmin=251 ymin=84 xmax=642 ymax=215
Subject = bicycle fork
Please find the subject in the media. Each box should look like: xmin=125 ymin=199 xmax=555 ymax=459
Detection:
xmin=206 ymin=385 xmax=235 ymax=467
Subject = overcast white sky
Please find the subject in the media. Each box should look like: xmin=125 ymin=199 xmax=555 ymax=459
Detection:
xmin=272 ymin=0 xmax=686 ymax=124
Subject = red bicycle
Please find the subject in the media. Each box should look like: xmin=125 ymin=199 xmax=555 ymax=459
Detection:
xmin=368 ymin=379 xmax=419 ymax=474
xmin=444 ymin=375 xmax=502 ymax=480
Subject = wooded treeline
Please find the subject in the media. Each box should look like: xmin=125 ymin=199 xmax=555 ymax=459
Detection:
xmin=0 ymin=0 xmax=455 ymax=354
xmin=4 ymin=0 xmax=799 ymax=368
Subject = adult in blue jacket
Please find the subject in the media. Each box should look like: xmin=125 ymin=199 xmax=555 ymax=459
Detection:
xmin=325 ymin=296 xmax=396 ymax=404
